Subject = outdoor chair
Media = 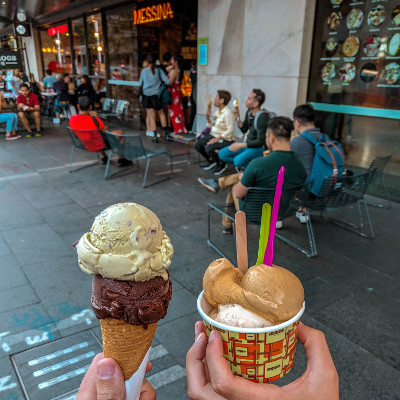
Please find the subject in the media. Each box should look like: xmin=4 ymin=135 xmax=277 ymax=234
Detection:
xmin=363 ymin=147 xmax=397 ymax=209
xmin=298 ymin=169 xmax=377 ymax=239
xmin=207 ymin=183 xmax=316 ymax=262
xmin=98 ymin=99 xmax=128 ymax=120
xmin=103 ymin=131 xmax=173 ymax=187
xmin=67 ymin=127 xmax=105 ymax=172
xmin=97 ymin=98 xmax=115 ymax=119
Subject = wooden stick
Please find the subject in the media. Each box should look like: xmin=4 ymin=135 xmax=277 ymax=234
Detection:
xmin=235 ymin=211 xmax=248 ymax=274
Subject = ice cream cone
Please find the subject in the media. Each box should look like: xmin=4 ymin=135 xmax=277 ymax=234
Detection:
xmin=100 ymin=318 xmax=157 ymax=380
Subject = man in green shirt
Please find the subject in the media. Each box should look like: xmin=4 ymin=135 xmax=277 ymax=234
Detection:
xmin=198 ymin=116 xmax=307 ymax=233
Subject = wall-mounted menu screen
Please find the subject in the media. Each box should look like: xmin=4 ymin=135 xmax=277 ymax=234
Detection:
xmin=307 ymin=0 xmax=400 ymax=110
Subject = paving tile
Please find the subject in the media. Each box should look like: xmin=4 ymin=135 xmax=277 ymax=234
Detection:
xmin=0 ymin=284 xmax=40 ymax=313
xmin=0 ymin=255 xmax=28 ymax=290
xmin=0 ymin=233 xmax=11 ymax=256
xmin=311 ymin=288 xmax=400 ymax=371
xmin=0 ymin=356 xmax=26 ymax=398
xmin=159 ymin=288 xmax=198 ymax=326
xmin=0 ymin=199 xmax=44 ymax=232
xmin=21 ymin=186 xmax=73 ymax=210
xmin=4 ymin=224 xmax=71 ymax=266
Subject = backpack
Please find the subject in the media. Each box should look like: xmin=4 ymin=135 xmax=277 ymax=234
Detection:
xmin=248 ymin=108 xmax=277 ymax=131
xmin=302 ymin=132 xmax=345 ymax=196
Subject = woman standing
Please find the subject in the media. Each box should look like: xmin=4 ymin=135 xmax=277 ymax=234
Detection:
xmin=138 ymin=54 xmax=169 ymax=141
xmin=168 ymin=55 xmax=187 ymax=135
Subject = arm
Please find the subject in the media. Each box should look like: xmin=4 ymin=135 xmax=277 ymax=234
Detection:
xmin=237 ymin=110 xmax=249 ymax=132
xmin=159 ymin=68 xmax=170 ymax=86
xmin=232 ymin=179 xmax=248 ymax=199
xmin=220 ymin=109 xmax=235 ymax=141
xmin=168 ymin=69 xmax=178 ymax=86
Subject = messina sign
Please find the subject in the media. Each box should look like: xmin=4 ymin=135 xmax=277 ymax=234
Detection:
xmin=0 ymin=50 xmax=22 ymax=69
xmin=133 ymin=2 xmax=174 ymax=25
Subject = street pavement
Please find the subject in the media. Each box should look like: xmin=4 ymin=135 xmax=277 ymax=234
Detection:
xmin=0 ymin=122 xmax=399 ymax=400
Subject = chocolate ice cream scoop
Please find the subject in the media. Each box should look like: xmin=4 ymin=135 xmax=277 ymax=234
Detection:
xmin=92 ymin=274 xmax=172 ymax=326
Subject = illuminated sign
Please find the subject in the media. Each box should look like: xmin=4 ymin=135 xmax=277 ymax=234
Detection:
xmin=133 ymin=2 xmax=174 ymax=25
xmin=48 ymin=24 xmax=68 ymax=36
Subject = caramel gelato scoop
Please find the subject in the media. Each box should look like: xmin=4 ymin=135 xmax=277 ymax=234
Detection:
xmin=203 ymin=258 xmax=304 ymax=325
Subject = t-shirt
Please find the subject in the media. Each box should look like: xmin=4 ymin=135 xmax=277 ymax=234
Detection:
xmin=240 ymin=150 xmax=307 ymax=211
xmin=17 ymin=93 xmax=40 ymax=109
xmin=290 ymin=128 xmax=322 ymax=177
xmin=139 ymin=67 xmax=170 ymax=96
xmin=69 ymin=114 xmax=105 ymax=151
xmin=43 ymin=75 xmax=57 ymax=88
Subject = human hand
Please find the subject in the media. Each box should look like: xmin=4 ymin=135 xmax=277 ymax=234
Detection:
xmin=76 ymin=353 xmax=156 ymax=400
xmin=207 ymin=138 xmax=219 ymax=145
xmin=186 ymin=321 xmax=339 ymax=400
xmin=229 ymin=143 xmax=243 ymax=152
xmin=232 ymin=109 xmax=239 ymax=119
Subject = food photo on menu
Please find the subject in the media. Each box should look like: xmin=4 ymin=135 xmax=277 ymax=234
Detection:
xmin=347 ymin=8 xmax=363 ymax=30
xmin=326 ymin=37 xmax=338 ymax=56
xmin=327 ymin=11 xmax=342 ymax=30
xmin=392 ymin=3 xmax=400 ymax=26
xmin=339 ymin=62 xmax=356 ymax=83
xmin=360 ymin=63 xmax=378 ymax=83
xmin=363 ymin=36 xmax=382 ymax=57
xmin=380 ymin=62 xmax=400 ymax=85
xmin=343 ymin=35 xmax=360 ymax=57
xmin=330 ymin=0 xmax=343 ymax=5
xmin=321 ymin=62 xmax=336 ymax=82
xmin=387 ymin=33 xmax=400 ymax=57
xmin=368 ymin=5 xmax=386 ymax=27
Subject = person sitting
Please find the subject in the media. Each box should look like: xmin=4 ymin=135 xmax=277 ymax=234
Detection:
xmin=198 ymin=116 xmax=307 ymax=233
xmin=68 ymin=96 xmax=132 ymax=167
xmin=218 ymin=89 xmax=270 ymax=170
xmin=43 ymin=69 xmax=57 ymax=89
xmin=53 ymin=73 xmax=70 ymax=118
xmin=194 ymin=90 xmax=235 ymax=176
xmin=290 ymin=104 xmax=324 ymax=177
xmin=76 ymin=75 xmax=96 ymax=108
xmin=0 ymin=92 xmax=21 ymax=140
xmin=17 ymin=83 xmax=41 ymax=137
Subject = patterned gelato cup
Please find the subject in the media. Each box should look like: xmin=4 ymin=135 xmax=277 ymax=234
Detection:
xmin=197 ymin=291 xmax=305 ymax=383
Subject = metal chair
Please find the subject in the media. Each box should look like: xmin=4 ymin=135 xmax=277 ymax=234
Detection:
xmin=98 ymin=99 xmax=128 ymax=120
xmin=301 ymin=169 xmax=377 ymax=238
xmin=207 ymin=184 xmax=316 ymax=262
xmin=67 ymin=127 xmax=105 ymax=172
xmin=365 ymin=147 xmax=397 ymax=209
xmin=104 ymin=131 xmax=173 ymax=187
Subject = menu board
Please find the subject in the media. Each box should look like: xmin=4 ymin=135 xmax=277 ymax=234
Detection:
xmin=307 ymin=0 xmax=400 ymax=110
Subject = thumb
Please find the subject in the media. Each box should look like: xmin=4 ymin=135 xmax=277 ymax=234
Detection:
xmin=96 ymin=358 xmax=126 ymax=400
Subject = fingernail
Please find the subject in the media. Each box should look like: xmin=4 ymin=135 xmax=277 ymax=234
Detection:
xmin=209 ymin=330 xmax=219 ymax=342
xmin=195 ymin=332 xmax=205 ymax=343
xmin=97 ymin=361 xmax=115 ymax=379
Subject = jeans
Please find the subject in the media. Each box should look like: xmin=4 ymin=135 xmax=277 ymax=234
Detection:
xmin=0 ymin=113 xmax=18 ymax=132
xmin=218 ymin=146 xmax=264 ymax=168
xmin=54 ymin=99 xmax=70 ymax=115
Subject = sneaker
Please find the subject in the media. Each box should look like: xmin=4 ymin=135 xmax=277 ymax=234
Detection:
xmin=296 ymin=211 xmax=309 ymax=224
xmin=35 ymin=132 xmax=42 ymax=137
xmin=146 ymin=131 xmax=155 ymax=137
xmin=222 ymin=226 xmax=233 ymax=235
xmin=203 ymin=161 xmax=217 ymax=171
xmin=118 ymin=158 xmax=133 ymax=167
xmin=26 ymin=132 xmax=33 ymax=138
xmin=197 ymin=177 xmax=220 ymax=194
xmin=276 ymin=220 xmax=283 ymax=229
xmin=213 ymin=164 xmax=227 ymax=176
xmin=5 ymin=134 xmax=22 ymax=141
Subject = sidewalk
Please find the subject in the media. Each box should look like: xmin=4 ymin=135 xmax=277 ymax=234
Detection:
xmin=0 ymin=123 xmax=399 ymax=399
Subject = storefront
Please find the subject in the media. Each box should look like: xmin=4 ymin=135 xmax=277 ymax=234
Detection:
xmin=34 ymin=0 xmax=198 ymax=126
xmin=307 ymin=0 xmax=400 ymax=196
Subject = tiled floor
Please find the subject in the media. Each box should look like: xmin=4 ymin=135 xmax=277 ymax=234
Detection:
xmin=0 ymin=122 xmax=399 ymax=399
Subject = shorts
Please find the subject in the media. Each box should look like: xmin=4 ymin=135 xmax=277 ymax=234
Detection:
xmin=142 ymin=94 xmax=162 ymax=110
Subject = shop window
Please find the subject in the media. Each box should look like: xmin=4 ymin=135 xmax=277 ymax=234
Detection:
xmin=71 ymin=18 xmax=88 ymax=76
xmin=40 ymin=25 xmax=72 ymax=76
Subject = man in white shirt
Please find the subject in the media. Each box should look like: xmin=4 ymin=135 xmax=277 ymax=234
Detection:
xmin=194 ymin=90 xmax=234 ymax=176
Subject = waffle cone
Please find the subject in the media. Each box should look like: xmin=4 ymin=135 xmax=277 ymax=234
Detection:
xmin=100 ymin=318 xmax=157 ymax=380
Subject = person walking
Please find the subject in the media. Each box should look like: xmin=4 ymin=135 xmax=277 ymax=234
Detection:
xmin=168 ymin=54 xmax=187 ymax=135
xmin=138 ymin=54 xmax=170 ymax=141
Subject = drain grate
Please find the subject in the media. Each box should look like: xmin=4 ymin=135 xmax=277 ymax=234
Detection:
xmin=11 ymin=330 xmax=102 ymax=400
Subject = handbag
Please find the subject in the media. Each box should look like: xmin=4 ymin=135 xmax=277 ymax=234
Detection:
xmin=157 ymin=68 xmax=172 ymax=106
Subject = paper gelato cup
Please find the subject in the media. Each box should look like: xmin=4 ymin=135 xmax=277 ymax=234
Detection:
xmin=197 ymin=291 xmax=305 ymax=383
